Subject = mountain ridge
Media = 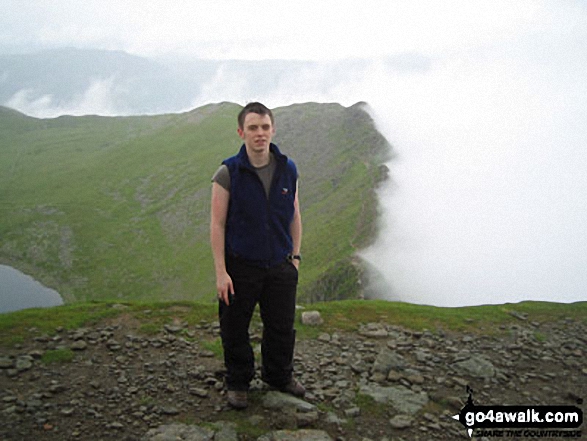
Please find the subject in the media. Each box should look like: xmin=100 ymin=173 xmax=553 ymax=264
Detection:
xmin=0 ymin=101 xmax=390 ymax=304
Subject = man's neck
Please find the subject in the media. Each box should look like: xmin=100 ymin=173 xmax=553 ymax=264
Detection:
xmin=246 ymin=147 xmax=271 ymax=168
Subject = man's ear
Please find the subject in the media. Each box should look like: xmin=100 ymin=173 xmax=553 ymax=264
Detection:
xmin=237 ymin=127 xmax=244 ymax=139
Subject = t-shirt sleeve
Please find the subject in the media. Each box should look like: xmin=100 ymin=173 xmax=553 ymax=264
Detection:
xmin=211 ymin=165 xmax=230 ymax=191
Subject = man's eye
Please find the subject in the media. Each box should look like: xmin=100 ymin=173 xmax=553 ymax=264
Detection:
xmin=262 ymin=125 xmax=271 ymax=130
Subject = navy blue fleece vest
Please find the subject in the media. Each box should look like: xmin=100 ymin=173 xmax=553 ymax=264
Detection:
xmin=223 ymin=143 xmax=298 ymax=267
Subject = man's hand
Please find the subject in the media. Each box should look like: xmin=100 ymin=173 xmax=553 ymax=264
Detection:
xmin=216 ymin=270 xmax=235 ymax=305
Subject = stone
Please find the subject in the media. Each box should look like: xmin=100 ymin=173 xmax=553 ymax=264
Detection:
xmin=71 ymin=341 xmax=88 ymax=351
xmin=0 ymin=356 xmax=13 ymax=369
xmin=387 ymin=370 xmax=401 ymax=381
xmin=190 ymin=388 xmax=209 ymax=398
xmin=296 ymin=410 xmax=319 ymax=427
xmin=15 ymin=357 xmax=33 ymax=372
xmin=106 ymin=339 xmax=121 ymax=351
xmin=344 ymin=407 xmax=361 ymax=418
xmin=509 ymin=310 xmax=528 ymax=321
xmin=145 ymin=423 xmax=214 ymax=441
xmin=28 ymin=349 xmax=44 ymax=359
xmin=301 ymin=311 xmax=323 ymax=326
xmin=389 ymin=415 xmax=413 ymax=429
xmin=372 ymin=347 xmax=406 ymax=374
xmin=317 ymin=333 xmax=331 ymax=342
xmin=258 ymin=429 xmax=333 ymax=441
xmin=453 ymin=355 xmax=496 ymax=379
xmin=325 ymin=412 xmax=346 ymax=425
xmin=262 ymin=391 xmax=316 ymax=413
xmin=164 ymin=324 xmax=183 ymax=334
xmin=406 ymin=374 xmax=425 ymax=385
xmin=359 ymin=323 xmax=388 ymax=338
xmin=360 ymin=385 xmax=429 ymax=415
xmin=210 ymin=422 xmax=238 ymax=441
xmin=161 ymin=406 xmax=179 ymax=415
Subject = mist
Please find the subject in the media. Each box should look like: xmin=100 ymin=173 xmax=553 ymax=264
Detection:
xmin=359 ymin=56 xmax=587 ymax=307
xmin=5 ymin=77 xmax=125 ymax=118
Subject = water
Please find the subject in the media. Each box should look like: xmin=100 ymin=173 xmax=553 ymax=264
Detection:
xmin=0 ymin=265 xmax=64 ymax=313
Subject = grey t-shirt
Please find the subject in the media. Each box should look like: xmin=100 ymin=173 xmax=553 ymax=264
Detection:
xmin=212 ymin=153 xmax=277 ymax=198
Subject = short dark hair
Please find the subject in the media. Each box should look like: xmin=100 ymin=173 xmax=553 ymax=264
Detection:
xmin=238 ymin=102 xmax=274 ymax=129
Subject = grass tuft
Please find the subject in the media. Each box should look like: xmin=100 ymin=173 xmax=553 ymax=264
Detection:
xmin=41 ymin=348 xmax=75 ymax=364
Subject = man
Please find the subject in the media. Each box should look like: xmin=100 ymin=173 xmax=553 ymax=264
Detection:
xmin=210 ymin=102 xmax=305 ymax=409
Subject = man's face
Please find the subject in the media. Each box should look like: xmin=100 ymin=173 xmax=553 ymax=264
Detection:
xmin=238 ymin=112 xmax=275 ymax=154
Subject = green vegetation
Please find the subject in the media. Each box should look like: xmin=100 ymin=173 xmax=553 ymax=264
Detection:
xmin=1 ymin=299 xmax=584 ymax=347
xmin=0 ymin=102 xmax=389 ymax=304
xmin=201 ymin=338 xmax=224 ymax=359
xmin=354 ymin=393 xmax=387 ymax=418
xmin=306 ymin=299 xmax=587 ymax=335
xmin=41 ymin=348 xmax=75 ymax=364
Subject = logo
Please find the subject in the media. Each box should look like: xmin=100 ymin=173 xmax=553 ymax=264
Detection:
xmin=452 ymin=386 xmax=583 ymax=438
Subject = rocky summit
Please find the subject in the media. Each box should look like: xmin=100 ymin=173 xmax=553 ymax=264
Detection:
xmin=0 ymin=309 xmax=585 ymax=440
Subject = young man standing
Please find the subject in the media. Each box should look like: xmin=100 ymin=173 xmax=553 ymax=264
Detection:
xmin=210 ymin=102 xmax=304 ymax=409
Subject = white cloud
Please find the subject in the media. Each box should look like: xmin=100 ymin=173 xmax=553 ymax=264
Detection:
xmin=6 ymin=77 xmax=126 ymax=117
xmin=356 ymin=36 xmax=587 ymax=306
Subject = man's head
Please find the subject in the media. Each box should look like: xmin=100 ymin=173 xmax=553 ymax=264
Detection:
xmin=237 ymin=102 xmax=275 ymax=154
xmin=237 ymin=102 xmax=274 ymax=130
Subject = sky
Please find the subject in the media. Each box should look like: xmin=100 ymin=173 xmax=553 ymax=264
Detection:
xmin=1 ymin=0 xmax=586 ymax=306
xmin=3 ymin=0 xmax=583 ymax=60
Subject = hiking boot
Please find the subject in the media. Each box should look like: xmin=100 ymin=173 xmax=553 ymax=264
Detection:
xmin=227 ymin=390 xmax=248 ymax=409
xmin=280 ymin=378 xmax=306 ymax=398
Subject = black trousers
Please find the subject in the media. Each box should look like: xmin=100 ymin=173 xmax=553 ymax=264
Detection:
xmin=219 ymin=256 xmax=298 ymax=391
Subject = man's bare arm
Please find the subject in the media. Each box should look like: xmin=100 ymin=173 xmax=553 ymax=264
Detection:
xmin=210 ymin=182 xmax=234 ymax=304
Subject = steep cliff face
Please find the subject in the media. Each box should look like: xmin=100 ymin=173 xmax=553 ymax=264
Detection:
xmin=0 ymin=102 xmax=390 ymax=303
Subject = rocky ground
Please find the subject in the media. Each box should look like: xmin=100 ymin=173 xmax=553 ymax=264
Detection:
xmin=0 ymin=307 xmax=585 ymax=440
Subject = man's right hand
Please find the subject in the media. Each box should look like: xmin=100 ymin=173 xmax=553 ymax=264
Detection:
xmin=216 ymin=271 xmax=235 ymax=305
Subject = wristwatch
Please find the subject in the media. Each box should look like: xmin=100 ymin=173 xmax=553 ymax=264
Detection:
xmin=288 ymin=254 xmax=302 ymax=263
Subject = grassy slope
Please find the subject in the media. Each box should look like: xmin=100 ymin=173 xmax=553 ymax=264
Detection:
xmin=0 ymin=102 xmax=389 ymax=303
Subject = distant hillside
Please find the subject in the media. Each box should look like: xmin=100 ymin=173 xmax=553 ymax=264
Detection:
xmin=0 ymin=49 xmax=319 ymax=116
xmin=0 ymin=102 xmax=390 ymax=303
xmin=0 ymin=48 xmax=207 ymax=115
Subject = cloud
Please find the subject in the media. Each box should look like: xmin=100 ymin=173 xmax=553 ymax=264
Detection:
xmin=2 ymin=0 xmax=578 ymax=60
xmin=6 ymin=77 xmax=126 ymax=117
xmin=357 ymin=39 xmax=587 ymax=306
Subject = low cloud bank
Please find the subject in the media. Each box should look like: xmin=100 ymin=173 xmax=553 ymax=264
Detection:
xmin=6 ymin=77 xmax=124 ymax=117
